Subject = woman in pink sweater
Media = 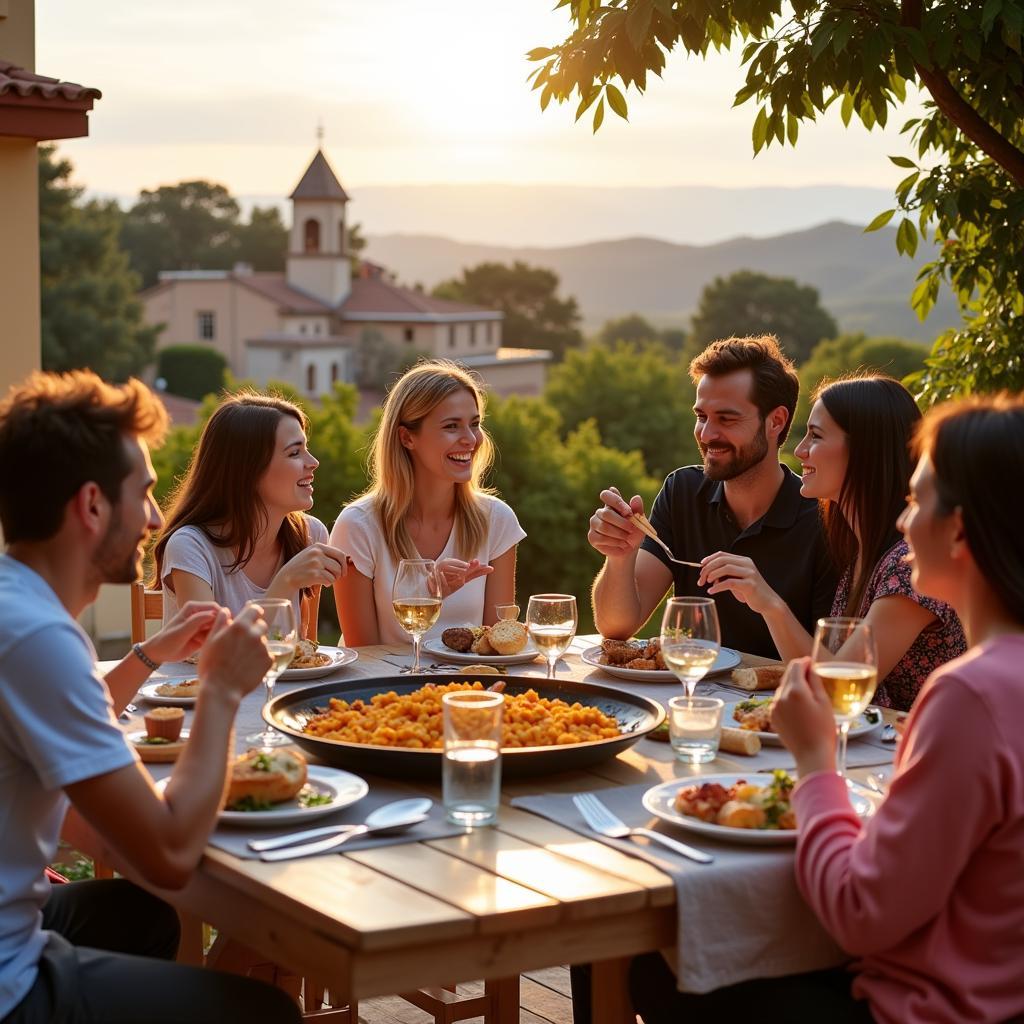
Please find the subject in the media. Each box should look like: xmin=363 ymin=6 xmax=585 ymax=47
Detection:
xmin=629 ymin=395 xmax=1024 ymax=1023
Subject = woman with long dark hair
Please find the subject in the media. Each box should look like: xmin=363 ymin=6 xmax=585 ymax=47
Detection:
xmin=153 ymin=392 xmax=348 ymax=639
xmin=631 ymin=393 xmax=1024 ymax=1023
xmin=699 ymin=374 xmax=965 ymax=709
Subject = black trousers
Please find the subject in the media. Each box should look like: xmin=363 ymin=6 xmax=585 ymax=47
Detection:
xmin=3 ymin=878 xmax=302 ymax=1024
xmin=571 ymin=955 xmax=874 ymax=1024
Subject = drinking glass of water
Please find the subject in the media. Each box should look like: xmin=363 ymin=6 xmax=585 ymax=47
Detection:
xmin=244 ymin=598 xmax=297 ymax=748
xmin=442 ymin=689 xmax=504 ymax=827
xmin=660 ymin=597 xmax=721 ymax=697
xmin=392 ymin=558 xmax=442 ymax=674
xmin=668 ymin=695 xmax=723 ymax=764
xmin=811 ymin=617 xmax=878 ymax=778
xmin=525 ymin=594 xmax=577 ymax=680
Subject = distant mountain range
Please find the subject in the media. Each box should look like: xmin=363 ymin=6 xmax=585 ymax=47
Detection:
xmin=364 ymin=221 xmax=959 ymax=343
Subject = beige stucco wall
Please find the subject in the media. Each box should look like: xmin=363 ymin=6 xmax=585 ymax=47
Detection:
xmin=0 ymin=0 xmax=34 ymax=70
xmin=474 ymin=358 xmax=547 ymax=397
xmin=145 ymin=280 xmax=280 ymax=376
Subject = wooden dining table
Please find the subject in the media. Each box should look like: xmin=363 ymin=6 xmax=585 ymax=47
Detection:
xmin=98 ymin=638 xmax=890 ymax=1024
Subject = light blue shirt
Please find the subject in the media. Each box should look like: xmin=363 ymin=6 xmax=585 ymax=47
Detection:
xmin=0 ymin=555 xmax=136 ymax=1017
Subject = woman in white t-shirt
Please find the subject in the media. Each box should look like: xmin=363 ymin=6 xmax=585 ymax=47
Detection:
xmin=152 ymin=392 xmax=349 ymax=639
xmin=331 ymin=360 xmax=526 ymax=645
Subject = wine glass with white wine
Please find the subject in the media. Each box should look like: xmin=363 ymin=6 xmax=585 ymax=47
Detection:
xmin=811 ymin=617 xmax=878 ymax=779
xmin=393 ymin=558 xmax=442 ymax=674
xmin=660 ymin=597 xmax=721 ymax=697
xmin=245 ymin=598 xmax=298 ymax=748
xmin=525 ymin=594 xmax=577 ymax=680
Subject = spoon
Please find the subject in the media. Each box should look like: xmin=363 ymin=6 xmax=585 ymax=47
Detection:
xmin=250 ymin=798 xmax=433 ymax=861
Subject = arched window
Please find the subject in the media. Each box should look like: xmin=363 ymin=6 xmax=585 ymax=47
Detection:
xmin=303 ymin=218 xmax=321 ymax=253
xmin=307 ymin=364 xmax=317 ymax=393
xmin=330 ymin=362 xmax=339 ymax=384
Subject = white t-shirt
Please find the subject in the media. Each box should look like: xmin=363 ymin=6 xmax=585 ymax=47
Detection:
xmin=160 ymin=514 xmax=329 ymax=625
xmin=0 ymin=556 xmax=137 ymax=1017
xmin=331 ymin=494 xmax=526 ymax=645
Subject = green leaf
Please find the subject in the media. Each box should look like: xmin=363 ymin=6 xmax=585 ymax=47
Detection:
xmin=864 ymin=208 xmax=896 ymax=232
xmin=981 ymin=0 xmax=1003 ymax=36
xmin=526 ymin=47 xmax=555 ymax=61
xmin=896 ymin=217 xmax=919 ymax=257
xmin=752 ymin=107 xmax=769 ymax=153
xmin=626 ymin=1 xmax=654 ymax=50
xmin=786 ymin=112 xmax=799 ymax=146
xmin=575 ymin=86 xmax=601 ymax=122
xmin=592 ymin=97 xmax=605 ymax=133
xmin=840 ymin=92 xmax=855 ymax=127
xmin=832 ymin=19 xmax=855 ymax=55
xmin=606 ymin=83 xmax=629 ymax=120
xmin=889 ymin=155 xmax=916 ymax=168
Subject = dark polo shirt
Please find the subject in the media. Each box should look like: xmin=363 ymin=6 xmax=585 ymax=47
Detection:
xmin=642 ymin=465 xmax=837 ymax=660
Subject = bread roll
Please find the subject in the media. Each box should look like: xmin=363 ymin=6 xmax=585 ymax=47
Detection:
xmin=730 ymin=665 xmax=785 ymax=691
xmin=227 ymin=749 xmax=307 ymax=807
xmin=718 ymin=727 xmax=761 ymax=756
xmin=488 ymin=619 xmax=528 ymax=655
xmin=471 ymin=630 xmax=496 ymax=655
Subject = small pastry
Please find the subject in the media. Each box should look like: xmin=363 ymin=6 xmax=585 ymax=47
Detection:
xmin=144 ymin=706 xmax=185 ymax=742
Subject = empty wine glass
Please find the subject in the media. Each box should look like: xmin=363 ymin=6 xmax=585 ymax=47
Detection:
xmin=525 ymin=594 xmax=577 ymax=680
xmin=811 ymin=617 xmax=878 ymax=778
xmin=245 ymin=598 xmax=297 ymax=748
xmin=660 ymin=597 xmax=721 ymax=697
xmin=392 ymin=558 xmax=442 ymax=674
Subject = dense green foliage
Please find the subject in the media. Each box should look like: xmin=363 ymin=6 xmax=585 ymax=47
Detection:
xmin=433 ymin=261 xmax=583 ymax=360
xmin=597 ymin=313 xmax=686 ymax=350
xmin=155 ymin=345 xmax=228 ymax=402
xmin=39 ymin=148 xmax=158 ymax=380
xmin=688 ymin=270 xmax=838 ymax=364
xmin=528 ymin=0 xmax=1024 ymax=403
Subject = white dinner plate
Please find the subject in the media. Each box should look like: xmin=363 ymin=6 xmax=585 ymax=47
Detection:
xmin=280 ymin=646 xmax=358 ymax=681
xmin=138 ymin=678 xmax=201 ymax=706
xmin=422 ymin=636 xmax=541 ymax=666
xmin=580 ymin=645 xmax=741 ymax=682
xmin=642 ymin=773 xmax=875 ymax=846
xmin=723 ymin=701 xmax=883 ymax=747
xmin=156 ymin=765 xmax=369 ymax=827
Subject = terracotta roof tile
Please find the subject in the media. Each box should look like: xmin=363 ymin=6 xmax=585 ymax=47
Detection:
xmin=231 ymin=272 xmax=333 ymax=313
xmin=0 ymin=61 xmax=101 ymax=102
xmin=289 ymin=149 xmax=349 ymax=202
xmin=339 ymin=277 xmax=496 ymax=318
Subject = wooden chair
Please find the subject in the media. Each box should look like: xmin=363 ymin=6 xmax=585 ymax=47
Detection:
xmin=130 ymin=581 xmax=164 ymax=644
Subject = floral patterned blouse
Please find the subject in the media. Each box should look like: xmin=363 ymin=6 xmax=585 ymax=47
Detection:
xmin=831 ymin=540 xmax=966 ymax=711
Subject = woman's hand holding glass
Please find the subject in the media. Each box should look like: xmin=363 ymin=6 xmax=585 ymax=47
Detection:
xmin=392 ymin=559 xmax=443 ymax=673
xmin=526 ymin=594 xmax=578 ymax=679
xmin=243 ymin=598 xmax=297 ymax=748
xmin=771 ymin=657 xmax=838 ymax=777
xmin=659 ymin=597 xmax=721 ymax=697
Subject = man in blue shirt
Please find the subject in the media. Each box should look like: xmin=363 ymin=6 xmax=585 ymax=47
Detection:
xmin=0 ymin=370 xmax=300 ymax=1023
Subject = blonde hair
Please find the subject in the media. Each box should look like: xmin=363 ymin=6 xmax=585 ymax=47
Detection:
xmin=364 ymin=360 xmax=495 ymax=561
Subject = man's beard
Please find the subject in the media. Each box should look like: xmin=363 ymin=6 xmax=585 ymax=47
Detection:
xmin=93 ymin=505 xmax=144 ymax=584
xmin=700 ymin=423 xmax=770 ymax=481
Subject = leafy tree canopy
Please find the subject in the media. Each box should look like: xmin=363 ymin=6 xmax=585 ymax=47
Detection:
xmin=39 ymin=147 xmax=158 ymax=380
xmin=156 ymin=345 xmax=228 ymax=402
xmin=546 ymin=340 xmax=698 ymax=478
xmin=528 ymin=0 xmax=1024 ymax=402
xmin=689 ymin=270 xmax=837 ymax=364
xmin=597 ymin=312 xmax=687 ymax=350
xmin=433 ymin=261 xmax=583 ymax=360
xmin=231 ymin=206 xmax=289 ymax=272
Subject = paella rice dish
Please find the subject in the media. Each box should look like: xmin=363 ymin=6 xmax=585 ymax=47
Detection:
xmin=302 ymin=681 xmax=622 ymax=749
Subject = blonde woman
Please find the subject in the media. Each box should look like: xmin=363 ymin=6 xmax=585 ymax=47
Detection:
xmin=331 ymin=361 xmax=524 ymax=645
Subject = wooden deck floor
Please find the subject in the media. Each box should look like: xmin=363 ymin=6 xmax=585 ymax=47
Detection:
xmin=359 ymin=968 xmax=574 ymax=1024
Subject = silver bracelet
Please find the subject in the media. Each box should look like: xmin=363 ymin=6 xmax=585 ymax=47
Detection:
xmin=131 ymin=642 xmax=160 ymax=671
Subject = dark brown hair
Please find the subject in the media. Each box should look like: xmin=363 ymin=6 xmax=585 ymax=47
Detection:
xmin=152 ymin=391 xmax=312 ymax=595
xmin=689 ymin=335 xmax=800 ymax=444
xmin=814 ymin=375 xmax=921 ymax=616
xmin=0 ymin=370 xmax=167 ymax=543
xmin=914 ymin=394 xmax=1024 ymax=625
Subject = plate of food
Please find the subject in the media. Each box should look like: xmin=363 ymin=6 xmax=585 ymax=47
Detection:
xmin=129 ymin=704 xmax=191 ymax=762
xmin=138 ymin=677 xmax=201 ymax=706
xmin=423 ymin=622 xmax=540 ymax=665
xmin=265 ymin=674 xmax=664 ymax=778
xmin=642 ymin=771 xmax=875 ymax=846
xmin=280 ymin=642 xmax=358 ymax=680
xmin=580 ymin=638 xmax=741 ymax=682
xmin=725 ymin=699 xmax=883 ymax=746
xmin=155 ymin=750 xmax=368 ymax=827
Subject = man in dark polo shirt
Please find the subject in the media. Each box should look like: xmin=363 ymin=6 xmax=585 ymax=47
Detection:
xmin=588 ymin=335 xmax=836 ymax=660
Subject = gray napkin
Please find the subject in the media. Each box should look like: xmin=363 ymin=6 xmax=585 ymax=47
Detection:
xmin=512 ymin=783 xmax=848 ymax=994
xmin=207 ymin=781 xmax=466 ymax=859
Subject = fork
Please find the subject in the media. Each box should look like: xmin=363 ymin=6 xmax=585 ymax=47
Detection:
xmin=573 ymin=792 xmax=713 ymax=864
xmin=629 ymin=515 xmax=703 ymax=569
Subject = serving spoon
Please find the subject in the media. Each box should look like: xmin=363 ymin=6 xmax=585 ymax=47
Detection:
xmin=249 ymin=797 xmax=433 ymax=860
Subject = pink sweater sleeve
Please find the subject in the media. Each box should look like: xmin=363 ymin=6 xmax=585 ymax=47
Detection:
xmin=791 ymin=672 xmax=1005 ymax=956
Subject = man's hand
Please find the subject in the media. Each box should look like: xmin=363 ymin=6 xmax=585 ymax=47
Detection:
xmin=198 ymin=605 xmax=271 ymax=702
xmin=698 ymin=552 xmax=781 ymax=614
xmin=588 ymin=486 xmax=646 ymax=559
xmin=144 ymin=600 xmax=221 ymax=664
xmin=435 ymin=557 xmax=493 ymax=598
xmin=771 ymin=657 xmax=836 ymax=777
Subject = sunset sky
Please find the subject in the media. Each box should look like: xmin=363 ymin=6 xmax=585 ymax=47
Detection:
xmin=39 ymin=0 xmax=925 ymax=199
